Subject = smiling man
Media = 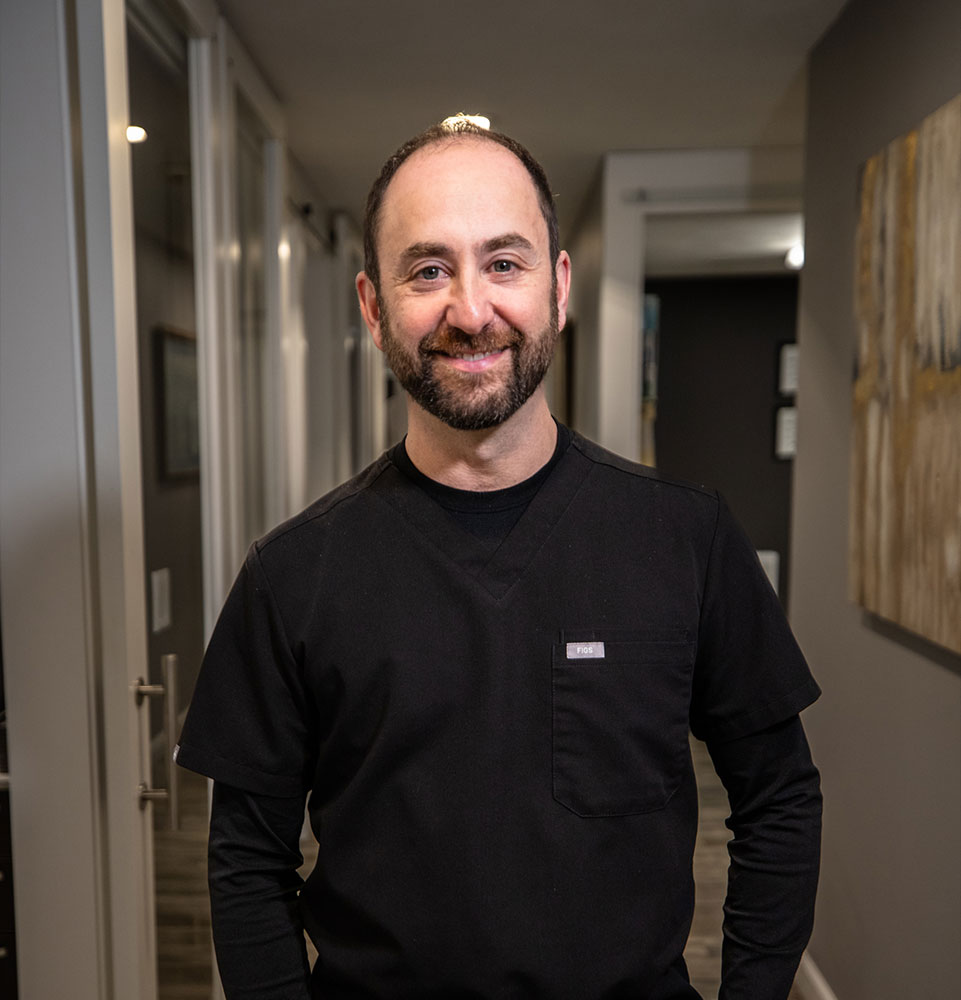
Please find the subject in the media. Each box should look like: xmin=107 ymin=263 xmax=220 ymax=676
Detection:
xmin=177 ymin=117 xmax=822 ymax=1000
xmin=359 ymin=135 xmax=565 ymax=443
xmin=357 ymin=125 xmax=569 ymax=481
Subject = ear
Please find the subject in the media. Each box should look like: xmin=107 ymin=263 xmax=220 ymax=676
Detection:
xmin=554 ymin=250 xmax=572 ymax=331
xmin=356 ymin=271 xmax=385 ymax=351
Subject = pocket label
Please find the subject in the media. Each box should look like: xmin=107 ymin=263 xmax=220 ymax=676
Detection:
xmin=565 ymin=641 xmax=605 ymax=660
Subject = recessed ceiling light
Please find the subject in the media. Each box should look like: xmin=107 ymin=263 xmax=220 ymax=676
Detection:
xmin=785 ymin=243 xmax=804 ymax=269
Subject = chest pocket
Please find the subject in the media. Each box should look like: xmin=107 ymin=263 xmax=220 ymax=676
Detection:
xmin=551 ymin=632 xmax=695 ymax=817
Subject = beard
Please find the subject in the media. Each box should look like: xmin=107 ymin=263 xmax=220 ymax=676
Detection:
xmin=379 ymin=294 xmax=560 ymax=431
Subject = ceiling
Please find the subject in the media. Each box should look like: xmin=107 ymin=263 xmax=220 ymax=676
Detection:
xmin=216 ymin=0 xmax=848 ymax=272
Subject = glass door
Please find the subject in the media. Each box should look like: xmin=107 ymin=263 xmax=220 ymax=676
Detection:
xmin=126 ymin=6 xmax=211 ymax=998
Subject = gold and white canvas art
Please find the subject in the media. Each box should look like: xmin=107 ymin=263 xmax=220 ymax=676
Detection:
xmin=851 ymin=92 xmax=961 ymax=654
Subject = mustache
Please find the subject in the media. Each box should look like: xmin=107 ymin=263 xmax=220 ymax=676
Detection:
xmin=418 ymin=324 xmax=524 ymax=358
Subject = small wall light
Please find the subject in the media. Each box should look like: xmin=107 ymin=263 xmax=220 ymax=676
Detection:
xmin=126 ymin=125 xmax=148 ymax=143
xmin=785 ymin=243 xmax=805 ymax=270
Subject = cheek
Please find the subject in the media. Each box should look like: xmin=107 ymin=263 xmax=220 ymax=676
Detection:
xmin=389 ymin=300 xmax=441 ymax=341
xmin=503 ymin=285 xmax=555 ymax=330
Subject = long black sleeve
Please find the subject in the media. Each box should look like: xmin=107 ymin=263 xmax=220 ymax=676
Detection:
xmin=706 ymin=715 xmax=822 ymax=1000
xmin=208 ymin=781 xmax=313 ymax=999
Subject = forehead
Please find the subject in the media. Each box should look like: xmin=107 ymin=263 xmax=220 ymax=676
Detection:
xmin=377 ymin=138 xmax=547 ymax=256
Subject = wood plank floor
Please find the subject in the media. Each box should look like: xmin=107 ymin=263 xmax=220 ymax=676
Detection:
xmin=154 ymin=743 xmax=803 ymax=998
xmin=685 ymin=735 xmax=732 ymax=997
xmin=153 ymin=766 xmax=213 ymax=1000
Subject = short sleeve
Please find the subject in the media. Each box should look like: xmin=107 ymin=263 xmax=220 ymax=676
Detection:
xmin=175 ymin=544 xmax=316 ymax=796
xmin=689 ymin=495 xmax=820 ymax=743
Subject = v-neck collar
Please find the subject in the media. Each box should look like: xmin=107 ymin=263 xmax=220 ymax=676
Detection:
xmin=374 ymin=433 xmax=594 ymax=601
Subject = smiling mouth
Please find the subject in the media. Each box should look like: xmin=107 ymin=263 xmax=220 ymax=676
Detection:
xmin=432 ymin=347 xmax=510 ymax=374
xmin=447 ymin=350 xmax=504 ymax=361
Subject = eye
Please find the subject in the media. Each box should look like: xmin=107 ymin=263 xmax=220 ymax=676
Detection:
xmin=416 ymin=265 xmax=442 ymax=281
xmin=491 ymin=259 xmax=515 ymax=273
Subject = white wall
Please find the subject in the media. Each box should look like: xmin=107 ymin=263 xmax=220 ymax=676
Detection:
xmin=0 ymin=4 xmax=110 ymax=993
xmin=792 ymin=1 xmax=961 ymax=996
xmin=566 ymin=169 xmax=604 ymax=439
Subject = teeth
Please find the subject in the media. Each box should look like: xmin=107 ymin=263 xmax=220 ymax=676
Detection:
xmin=458 ymin=350 xmax=499 ymax=361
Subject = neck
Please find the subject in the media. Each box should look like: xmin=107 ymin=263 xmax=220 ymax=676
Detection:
xmin=404 ymin=390 xmax=557 ymax=491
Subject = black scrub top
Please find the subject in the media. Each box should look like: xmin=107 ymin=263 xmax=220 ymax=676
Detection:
xmin=177 ymin=431 xmax=820 ymax=999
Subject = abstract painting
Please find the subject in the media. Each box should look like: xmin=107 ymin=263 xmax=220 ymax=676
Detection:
xmin=851 ymin=93 xmax=961 ymax=654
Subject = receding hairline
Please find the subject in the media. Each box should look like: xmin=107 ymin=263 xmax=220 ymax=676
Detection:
xmin=377 ymin=134 xmax=549 ymax=234
xmin=375 ymin=132 xmax=541 ymax=209
xmin=363 ymin=125 xmax=560 ymax=294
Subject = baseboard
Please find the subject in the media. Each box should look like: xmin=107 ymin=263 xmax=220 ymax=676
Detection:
xmin=796 ymin=953 xmax=840 ymax=1000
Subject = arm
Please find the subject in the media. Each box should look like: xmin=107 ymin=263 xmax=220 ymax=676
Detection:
xmin=208 ymin=781 xmax=313 ymax=1000
xmin=706 ymin=715 xmax=822 ymax=1000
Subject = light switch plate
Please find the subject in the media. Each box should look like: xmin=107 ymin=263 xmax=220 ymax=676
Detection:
xmin=151 ymin=567 xmax=171 ymax=633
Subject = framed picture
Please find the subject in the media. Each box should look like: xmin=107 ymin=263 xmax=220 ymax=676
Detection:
xmin=778 ymin=343 xmax=799 ymax=396
xmin=850 ymin=92 xmax=961 ymax=653
xmin=775 ymin=406 xmax=797 ymax=459
xmin=154 ymin=325 xmax=200 ymax=480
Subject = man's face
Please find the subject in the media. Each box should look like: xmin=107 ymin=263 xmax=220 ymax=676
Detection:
xmin=357 ymin=139 xmax=570 ymax=431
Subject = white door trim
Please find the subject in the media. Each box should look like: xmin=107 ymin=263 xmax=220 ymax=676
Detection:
xmin=189 ymin=31 xmax=236 ymax=630
xmin=68 ymin=0 xmax=158 ymax=996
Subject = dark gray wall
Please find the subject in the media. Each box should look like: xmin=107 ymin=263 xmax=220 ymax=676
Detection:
xmin=648 ymin=275 xmax=797 ymax=602
xmin=792 ymin=1 xmax=961 ymax=997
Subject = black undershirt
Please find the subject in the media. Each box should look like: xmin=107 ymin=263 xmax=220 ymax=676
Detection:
xmin=388 ymin=422 xmax=572 ymax=548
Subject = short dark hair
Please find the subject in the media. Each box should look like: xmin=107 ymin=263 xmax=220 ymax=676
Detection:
xmin=362 ymin=116 xmax=559 ymax=294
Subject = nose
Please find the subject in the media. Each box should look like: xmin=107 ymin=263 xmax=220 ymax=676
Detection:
xmin=444 ymin=271 xmax=495 ymax=335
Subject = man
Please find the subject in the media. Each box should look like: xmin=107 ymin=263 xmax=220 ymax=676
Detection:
xmin=177 ymin=116 xmax=822 ymax=1000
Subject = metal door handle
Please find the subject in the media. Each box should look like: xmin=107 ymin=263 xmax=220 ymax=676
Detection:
xmin=137 ymin=781 xmax=168 ymax=803
xmin=134 ymin=653 xmax=180 ymax=829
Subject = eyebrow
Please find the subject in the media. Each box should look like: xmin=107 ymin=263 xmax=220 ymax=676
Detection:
xmin=397 ymin=232 xmax=537 ymax=269
xmin=482 ymin=233 xmax=536 ymax=254
xmin=398 ymin=241 xmax=451 ymax=268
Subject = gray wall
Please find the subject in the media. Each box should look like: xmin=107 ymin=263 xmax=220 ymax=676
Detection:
xmin=649 ymin=276 xmax=798 ymax=602
xmin=791 ymin=1 xmax=961 ymax=997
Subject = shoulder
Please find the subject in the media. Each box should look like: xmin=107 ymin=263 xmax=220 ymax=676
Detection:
xmin=556 ymin=432 xmax=730 ymax=561
xmin=252 ymin=452 xmax=397 ymax=565
xmin=569 ymin=431 xmax=720 ymax=512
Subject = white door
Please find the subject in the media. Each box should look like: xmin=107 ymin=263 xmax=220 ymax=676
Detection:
xmin=0 ymin=1 xmax=158 ymax=996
